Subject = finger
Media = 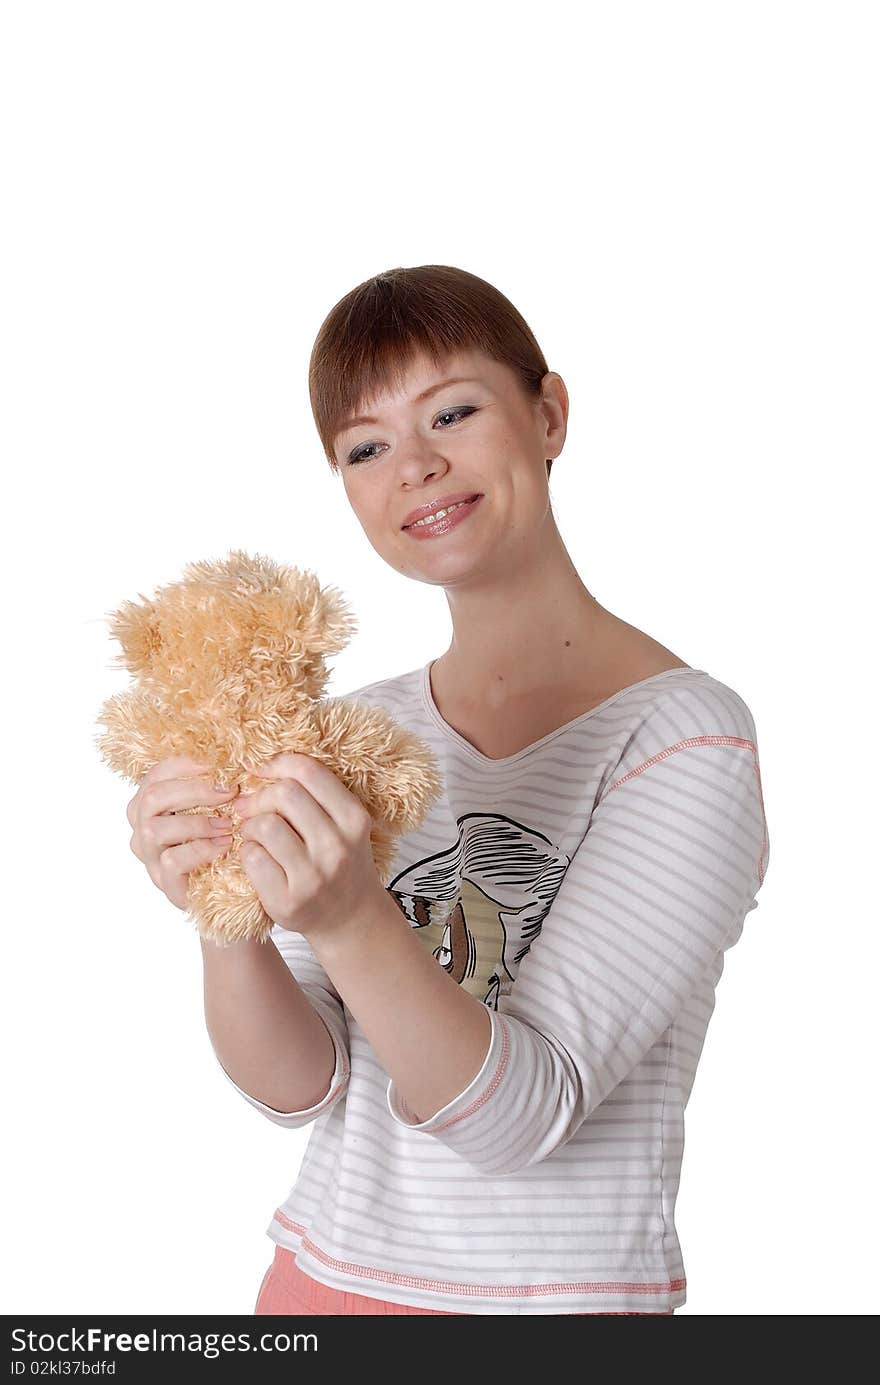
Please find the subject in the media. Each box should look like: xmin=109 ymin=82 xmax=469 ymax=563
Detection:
xmin=158 ymin=834 xmax=233 ymax=886
xmin=254 ymin=754 xmax=368 ymax=838
xmin=239 ymin=838 xmax=290 ymax=904
xmin=241 ymin=806 xmax=309 ymax=867
xmin=238 ymin=779 xmax=342 ymax=864
xmin=254 ymin=752 xmax=323 ymax=781
xmin=142 ymin=756 xmax=216 ymax=785
xmin=144 ymin=811 xmax=236 ymax=853
xmin=140 ymin=777 xmax=234 ymax=819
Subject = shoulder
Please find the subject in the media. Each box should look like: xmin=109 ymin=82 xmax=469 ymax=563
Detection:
xmin=331 ymin=662 xmax=424 ymax=711
xmin=607 ymin=669 xmax=764 ymax=786
xmin=647 ymin=669 xmax=759 ymax=742
xmin=600 ymin=670 xmax=770 ymax=886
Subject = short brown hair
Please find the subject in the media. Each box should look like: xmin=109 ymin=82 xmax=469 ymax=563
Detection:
xmin=309 ymin=264 xmax=554 ymax=478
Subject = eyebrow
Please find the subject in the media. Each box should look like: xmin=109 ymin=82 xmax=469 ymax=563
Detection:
xmin=335 ymin=377 xmax=483 ymax=441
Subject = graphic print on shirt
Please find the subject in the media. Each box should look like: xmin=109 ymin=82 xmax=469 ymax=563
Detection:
xmin=386 ymin=812 xmax=572 ymax=1008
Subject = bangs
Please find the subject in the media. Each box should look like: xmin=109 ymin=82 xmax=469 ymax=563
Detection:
xmin=309 ymin=265 xmax=549 ymax=471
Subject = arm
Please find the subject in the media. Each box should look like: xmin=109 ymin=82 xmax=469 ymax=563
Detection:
xmin=311 ymin=893 xmax=493 ymax=1126
xmin=201 ymin=925 xmax=351 ymax=1128
xmin=312 ymin=694 xmax=770 ymax=1176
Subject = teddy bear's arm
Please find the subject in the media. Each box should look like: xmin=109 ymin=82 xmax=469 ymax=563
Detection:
xmin=305 ymin=698 xmax=444 ymax=835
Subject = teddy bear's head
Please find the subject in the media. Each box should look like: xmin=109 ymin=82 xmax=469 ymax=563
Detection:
xmin=102 ymin=549 xmax=357 ymax=771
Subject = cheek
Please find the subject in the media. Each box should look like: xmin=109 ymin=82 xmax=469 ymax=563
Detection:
xmin=360 ymin=497 xmax=386 ymax=531
xmin=485 ymin=421 xmax=527 ymax=467
xmin=348 ymin=491 xmax=394 ymax=543
xmin=342 ymin=480 xmax=375 ymax=523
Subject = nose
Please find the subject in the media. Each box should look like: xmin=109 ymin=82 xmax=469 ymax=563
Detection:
xmin=396 ymin=430 xmax=450 ymax=484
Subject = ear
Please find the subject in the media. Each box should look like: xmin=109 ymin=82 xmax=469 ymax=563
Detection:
xmin=312 ymin=582 xmax=358 ymax=655
xmin=278 ymin=564 xmax=358 ymax=657
xmin=105 ymin=596 xmax=163 ymax=675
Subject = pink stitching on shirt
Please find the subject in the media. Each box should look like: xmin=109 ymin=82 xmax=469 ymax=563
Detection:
xmin=270 ymin=1210 xmax=684 ymax=1299
xmin=604 ymin=735 xmax=769 ymax=885
xmin=399 ymin=1010 xmax=511 ymax=1133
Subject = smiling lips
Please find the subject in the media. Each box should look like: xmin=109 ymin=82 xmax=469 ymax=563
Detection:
xmin=402 ymin=494 xmax=483 ymax=540
xmin=401 ymin=492 xmax=482 ymax=528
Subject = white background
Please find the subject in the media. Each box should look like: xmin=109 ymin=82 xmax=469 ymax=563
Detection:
xmin=2 ymin=0 xmax=876 ymax=1317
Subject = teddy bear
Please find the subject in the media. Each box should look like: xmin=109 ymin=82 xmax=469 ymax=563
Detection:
xmin=95 ymin=548 xmax=443 ymax=946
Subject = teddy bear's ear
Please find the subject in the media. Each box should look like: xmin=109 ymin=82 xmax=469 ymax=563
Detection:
xmin=312 ymin=582 xmax=358 ymax=655
xmin=104 ymin=596 xmax=163 ymax=675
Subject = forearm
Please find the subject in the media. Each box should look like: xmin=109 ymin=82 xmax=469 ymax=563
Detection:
xmin=200 ymin=936 xmax=336 ymax=1113
xmin=310 ymin=891 xmax=492 ymax=1124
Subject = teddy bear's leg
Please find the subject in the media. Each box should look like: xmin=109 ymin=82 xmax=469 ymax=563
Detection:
xmin=186 ymin=860 xmax=275 ymax=946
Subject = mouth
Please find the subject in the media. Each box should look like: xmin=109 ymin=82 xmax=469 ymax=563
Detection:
xmin=402 ymin=493 xmax=484 ymax=539
xmin=402 ymin=493 xmax=483 ymax=529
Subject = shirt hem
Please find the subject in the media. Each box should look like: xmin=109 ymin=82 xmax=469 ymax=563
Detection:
xmin=266 ymin=1210 xmax=686 ymax=1315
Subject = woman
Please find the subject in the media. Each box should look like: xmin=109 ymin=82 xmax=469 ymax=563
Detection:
xmin=129 ymin=265 xmax=770 ymax=1315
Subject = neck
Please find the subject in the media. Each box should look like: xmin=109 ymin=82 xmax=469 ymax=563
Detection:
xmin=437 ymin=513 xmax=614 ymax=700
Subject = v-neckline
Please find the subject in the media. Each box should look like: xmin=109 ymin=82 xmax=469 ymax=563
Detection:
xmin=420 ymin=659 xmax=708 ymax=766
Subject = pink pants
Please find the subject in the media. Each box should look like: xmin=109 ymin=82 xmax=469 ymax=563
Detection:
xmin=254 ymin=1246 xmax=674 ymax=1315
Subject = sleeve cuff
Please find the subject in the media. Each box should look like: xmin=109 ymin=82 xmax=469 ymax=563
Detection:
xmin=218 ymin=1003 xmax=350 ymax=1129
xmin=385 ymin=1004 xmax=502 ymax=1133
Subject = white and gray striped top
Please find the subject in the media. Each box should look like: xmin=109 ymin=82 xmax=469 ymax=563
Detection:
xmin=221 ymin=660 xmax=770 ymax=1315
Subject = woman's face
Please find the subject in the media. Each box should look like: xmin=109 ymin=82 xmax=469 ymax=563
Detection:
xmin=333 ymin=348 xmax=567 ymax=587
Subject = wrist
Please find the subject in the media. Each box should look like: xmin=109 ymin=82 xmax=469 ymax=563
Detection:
xmin=307 ymin=884 xmax=402 ymax=967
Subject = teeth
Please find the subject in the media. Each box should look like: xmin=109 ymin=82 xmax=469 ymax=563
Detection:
xmin=411 ymin=500 xmax=469 ymax=527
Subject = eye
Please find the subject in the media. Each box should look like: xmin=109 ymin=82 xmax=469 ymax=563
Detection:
xmin=435 ymin=406 xmax=477 ymax=429
xmin=347 ymin=441 xmax=381 ymax=466
xmin=346 ymin=406 xmax=478 ymax=465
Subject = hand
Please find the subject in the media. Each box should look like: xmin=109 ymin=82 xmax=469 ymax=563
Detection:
xmin=235 ymin=752 xmax=386 ymax=940
xmin=127 ymin=756 xmax=237 ymax=911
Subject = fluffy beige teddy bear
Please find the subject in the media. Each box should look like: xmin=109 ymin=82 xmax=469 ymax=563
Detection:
xmin=95 ymin=549 xmax=443 ymax=946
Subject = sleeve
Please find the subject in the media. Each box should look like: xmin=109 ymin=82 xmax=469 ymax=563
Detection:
xmin=218 ymin=922 xmax=352 ymax=1129
xmin=385 ymin=684 xmax=770 ymax=1175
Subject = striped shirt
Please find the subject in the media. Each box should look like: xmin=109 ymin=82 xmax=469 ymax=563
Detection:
xmin=220 ymin=660 xmax=770 ymax=1315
